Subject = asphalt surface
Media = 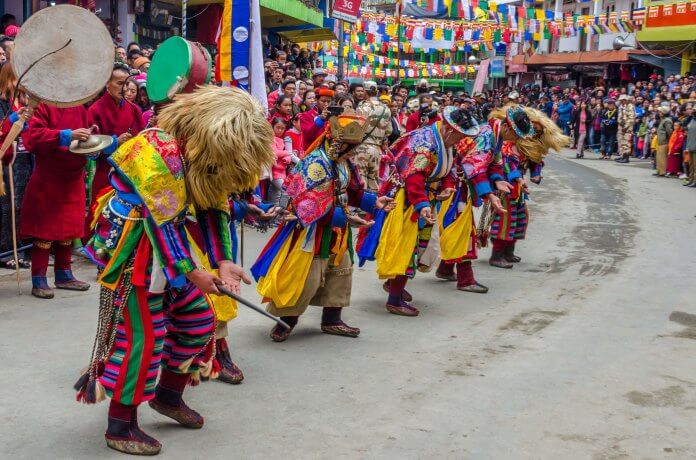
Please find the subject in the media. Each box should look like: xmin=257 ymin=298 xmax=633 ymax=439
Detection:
xmin=0 ymin=150 xmax=694 ymax=459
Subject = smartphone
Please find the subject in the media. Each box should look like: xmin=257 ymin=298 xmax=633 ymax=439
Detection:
xmin=327 ymin=106 xmax=344 ymax=117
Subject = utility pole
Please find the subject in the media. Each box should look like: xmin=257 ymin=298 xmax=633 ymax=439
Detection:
xmin=337 ymin=20 xmax=345 ymax=81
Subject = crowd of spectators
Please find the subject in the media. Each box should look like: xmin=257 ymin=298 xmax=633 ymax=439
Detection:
xmin=1 ymin=34 xmax=694 ymax=272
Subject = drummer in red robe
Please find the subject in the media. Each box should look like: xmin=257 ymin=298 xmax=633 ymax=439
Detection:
xmin=21 ymin=103 xmax=94 ymax=299
xmin=86 ymin=63 xmax=144 ymax=237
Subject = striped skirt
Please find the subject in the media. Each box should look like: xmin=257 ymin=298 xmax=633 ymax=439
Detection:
xmin=99 ymin=282 xmax=214 ymax=406
xmin=490 ymin=195 xmax=528 ymax=242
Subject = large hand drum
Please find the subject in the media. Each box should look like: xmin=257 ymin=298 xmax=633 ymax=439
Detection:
xmin=12 ymin=4 xmax=114 ymax=107
xmin=147 ymin=36 xmax=212 ymax=104
xmin=0 ymin=4 xmax=113 ymax=195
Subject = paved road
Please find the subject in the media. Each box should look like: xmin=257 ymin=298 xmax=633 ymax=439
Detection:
xmin=1 ymin=151 xmax=694 ymax=459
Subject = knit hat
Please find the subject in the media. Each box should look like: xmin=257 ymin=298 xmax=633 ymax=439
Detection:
xmin=133 ymin=56 xmax=150 ymax=70
xmin=4 ymin=25 xmax=19 ymax=37
xmin=316 ymin=87 xmax=334 ymax=98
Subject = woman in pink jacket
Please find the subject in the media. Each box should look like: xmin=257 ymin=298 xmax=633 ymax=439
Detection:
xmin=268 ymin=117 xmax=293 ymax=205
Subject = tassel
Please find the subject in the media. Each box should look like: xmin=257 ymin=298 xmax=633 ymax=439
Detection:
xmin=188 ymin=370 xmax=201 ymax=387
xmin=177 ymin=356 xmax=194 ymax=374
xmin=210 ymin=357 xmax=221 ymax=380
xmin=199 ymin=358 xmax=213 ymax=379
xmin=94 ymin=380 xmax=107 ymax=403
xmin=73 ymin=371 xmax=90 ymax=393
xmin=76 ymin=378 xmax=98 ymax=404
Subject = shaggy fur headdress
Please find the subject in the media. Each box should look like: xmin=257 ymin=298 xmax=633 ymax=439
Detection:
xmin=157 ymin=85 xmax=274 ymax=209
xmin=489 ymin=105 xmax=570 ymax=164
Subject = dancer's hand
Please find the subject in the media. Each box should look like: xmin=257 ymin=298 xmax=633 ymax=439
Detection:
xmin=283 ymin=213 xmax=298 ymax=222
xmin=376 ymin=196 xmax=395 ymax=211
xmin=347 ymin=214 xmax=375 ymax=228
xmin=218 ymin=261 xmax=251 ymax=295
xmin=435 ymin=187 xmax=455 ymax=201
xmin=518 ymin=177 xmax=528 ymax=193
xmin=530 ymin=175 xmax=542 ymax=184
xmin=486 ymin=194 xmax=506 ymax=214
xmin=187 ymin=269 xmax=222 ymax=295
xmin=495 ymin=180 xmax=513 ymax=194
xmin=420 ymin=206 xmax=436 ymax=225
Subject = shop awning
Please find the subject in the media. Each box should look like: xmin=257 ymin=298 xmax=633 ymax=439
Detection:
xmin=510 ymin=50 xmax=672 ymax=67
xmin=157 ymin=0 xmax=325 ymax=29
xmin=272 ymin=26 xmax=337 ymax=42
xmin=511 ymin=50 xmax=631 ymax=66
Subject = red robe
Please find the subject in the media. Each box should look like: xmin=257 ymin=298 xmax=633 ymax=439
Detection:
xmin=20 ymin=104 xmax=91 ymax=241
xmin=88 ymin=92 xmax=144 ymax=202
xmin=299 ymin=108 xmax=326 ymax=151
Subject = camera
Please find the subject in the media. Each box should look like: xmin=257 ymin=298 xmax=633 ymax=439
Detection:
xmin=327 ymin=106 xmax=344 ymax=117
xmin=419 ymin=104 xmax=438 ymax=123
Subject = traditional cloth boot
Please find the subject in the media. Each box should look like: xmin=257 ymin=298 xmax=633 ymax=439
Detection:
xmin=504 ymin=242 xmax=522 ymax=263
xmin=382 ymin=280 xmax=413 ymax=302
xmin=31 ymin=240 xmax=53 ymax=299
xmin=385 ymin=275 xmax=419 ymax=317
xmin=270 ymin=316 xmax=297 ymax=342
xmin=489 ymin=239 xmax=513 ymax=269
xmin=105 ymin=400 xmax=161 ymax=455
xmin=320 ymin=307 xmax=360 ymax=337
xmin=214 ymin=338 xmax=244 ymax=385
xmin=435 ymin=261 xmax=456 ymax=281
xmin=456 ymin=261 xmax=488 ymax=294
xmin=149 ymin=369 xmax=204 ymax=429
xmin=54 ymin=240 xmax=90 ymax=291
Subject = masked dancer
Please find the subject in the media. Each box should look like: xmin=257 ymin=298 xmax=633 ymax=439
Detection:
xmin=360 ymin=108 xmax=487 ymax=317
xmin=76 ymin=86 xmax=274 ymax=455
xmin=251 ymin=114 xmax=394 ymax=342
xmin=486 ymin=106 xmax=569 ymax=268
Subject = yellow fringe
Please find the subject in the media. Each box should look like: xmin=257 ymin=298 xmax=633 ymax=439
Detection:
xmin=199 ymin=359 xmax=213 ymax=379
xmin=94 ymin=380 xmax=107 ymax=403
xmin=177 ymin=357 xmax=194 ymax=374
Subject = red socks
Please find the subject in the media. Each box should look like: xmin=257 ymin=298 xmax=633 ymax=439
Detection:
xmin=437 ymin=261 xmax=454 ymax=276
xmin=54 ymin=242 xmax=72 ymax=271
xmin=456 ymin=261 xmax=475 ymax=287
xmin=108 ymin=400 xmax=134 ymax=421
xmin=388 ymin=275 xmax=408 ymax=305
xmin=30 ymin=243 xmax=51 ymax=278
xmin=491 ymin=239 xmax=507 ymax=253
xmin=158 ymin=368 xmax=190 ymax=393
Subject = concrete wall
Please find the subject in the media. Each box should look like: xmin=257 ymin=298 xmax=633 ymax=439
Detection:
xmin=598 ymin=31 xmax=635 ymax=50
xmin=3 ymin=0 xmax=23 ymax=23
xmin=559 ymin=35 xmax=582 ymax=52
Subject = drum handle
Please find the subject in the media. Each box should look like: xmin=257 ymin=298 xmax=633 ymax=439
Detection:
xmin=194 ymin=42 xmax=209 ymax=63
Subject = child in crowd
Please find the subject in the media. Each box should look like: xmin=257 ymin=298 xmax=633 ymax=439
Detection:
xmin=636 ymin=116 xmax=648 ymax=158
xmin=650 ymin=127 xmax=658 ymax=162
xmin=269 ymin=117 xmax=293 ymax=205
xmin=284 ymin=113 xmax=303 ymax=162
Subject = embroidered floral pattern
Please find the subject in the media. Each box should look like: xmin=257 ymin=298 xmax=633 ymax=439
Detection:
xmin=110 ymin=130 xmax=187 ymax=225
xmin=285 ymin=148 xmax=337 ymax=226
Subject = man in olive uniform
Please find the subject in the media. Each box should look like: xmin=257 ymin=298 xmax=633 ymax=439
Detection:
xmin=615 ymin=94 xmax=635 ymax=164
xmin=354 ymin=84 xmax=392 ymax=192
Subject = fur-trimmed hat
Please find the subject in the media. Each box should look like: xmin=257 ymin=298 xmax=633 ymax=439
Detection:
xmin=157 ymin=86 xmax=274 ymax=208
